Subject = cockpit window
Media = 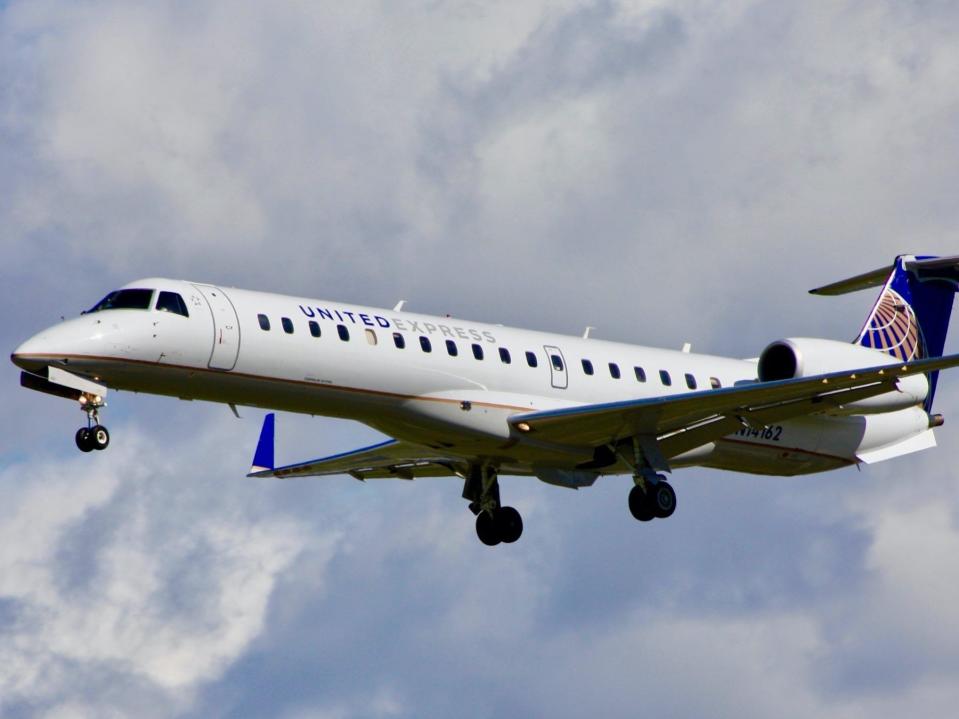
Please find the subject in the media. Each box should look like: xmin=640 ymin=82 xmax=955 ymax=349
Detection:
xmin=156 ymin=291 xmax=189 ymax=317
xmin=87 ymin=288 xmax=154 ymax=313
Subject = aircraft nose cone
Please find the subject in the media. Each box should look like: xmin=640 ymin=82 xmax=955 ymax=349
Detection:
xmin=11 ymin=334 xmax=54 ymax=373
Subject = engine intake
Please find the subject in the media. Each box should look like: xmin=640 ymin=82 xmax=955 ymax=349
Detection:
xmin=757 ymin=341 xmax=799 ymax=381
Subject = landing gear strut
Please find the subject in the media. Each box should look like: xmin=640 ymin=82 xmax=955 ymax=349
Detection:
xmin=615 ymin=435 xmax=678 ymax=523
xmin=463 ymin=466 xmax=523 ymax=546
xmin=75 ymin=394 xmax=109 ymax=452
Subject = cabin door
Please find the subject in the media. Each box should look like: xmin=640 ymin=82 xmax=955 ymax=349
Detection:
xmin=193 ymin=284 xmax=241 ymax=370
xmin=543 ymin=345 xmax=568 ymax=389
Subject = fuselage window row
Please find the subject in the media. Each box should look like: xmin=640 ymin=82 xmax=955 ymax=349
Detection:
xmin=251 ymin=315 xmax=722 ymax=392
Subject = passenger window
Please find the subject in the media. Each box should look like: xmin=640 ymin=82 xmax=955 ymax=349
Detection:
xmin=634 ymin=366 xmax=646 ymax=382
xmin=337 ymin=324 xmax=350 ymax=341
xmin=551 ymin=354 xmax=563 ymax=371
xmin=582 ymin=359 xmax=594 ymax=375
xmin=446 ymin=339 xmax=458 ymax=356
xmin=659 ymin=370 xmax=672 ymax=386
xmin=499 ymin=347 xmax=511 ymax=364
xmin=282 ymin=317 xmax=294 ymax=334
xmin=609 ymin=363 xmax=621 ymax=379
xmin=393 ymin=332 xmax=406 ymax=349
xmin=258 ymin=314 xmax=271 ymax=331
xmin=366 ymin=329 xmax=378 ymax=345
xmin=472 ymin=344 xmax=484 ymax=360
xmin=156 ymin=291 xmax=189 ymax=317
xmin=685 ymin=373 xmax=697 ymax=389
xmin=710 ymin=377 xmax=722 ymax=389
xmin=309 ymin=320 xmax=321 ymax=337
xmin=525 ymin=351 xmax=538 ymax=368
xmin=420 ymin=336 xmax=432 ymax=353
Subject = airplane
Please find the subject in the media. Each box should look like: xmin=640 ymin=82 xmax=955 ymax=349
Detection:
xmin=11 ymin=254 xmax=959 ymax=546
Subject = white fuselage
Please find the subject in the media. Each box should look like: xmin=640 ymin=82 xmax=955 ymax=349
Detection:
xmin=12 ymin=278 xmax=935 ymax=477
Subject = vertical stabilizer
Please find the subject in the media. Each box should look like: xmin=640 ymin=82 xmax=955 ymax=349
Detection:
xmin=812 ymin=255 xmax=959 ymax=410
xmin=832 ymin=255 xmax=959 ymax=409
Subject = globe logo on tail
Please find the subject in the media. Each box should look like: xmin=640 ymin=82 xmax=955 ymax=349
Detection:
xmin=857 ymin=287 xmax=925 ymax=361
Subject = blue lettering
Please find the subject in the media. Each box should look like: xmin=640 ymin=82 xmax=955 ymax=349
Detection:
xmin=334 ymin=310 xmax=343 ymax=321
xmin=360 ymin=313 xmax=374 ymax=327
xmin=299 ymin=305 xmax=315 ymax=318
xmin=375 ymin=315 xmax=391 ymax=328
xmin=318 ymin=308 xmax=334 ymax=321
xmin=343 ymin=310 xmax=356 ymax=323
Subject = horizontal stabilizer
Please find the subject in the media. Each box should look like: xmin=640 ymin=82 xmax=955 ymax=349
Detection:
xmin=809 ymin=265 xmax=891 ymax=296
xmin=811 ymin=254 xmax=959 ymax=295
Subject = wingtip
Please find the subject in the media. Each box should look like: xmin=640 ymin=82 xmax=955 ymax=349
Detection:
xmin=250 ymin=413 xmax=275 ymax=475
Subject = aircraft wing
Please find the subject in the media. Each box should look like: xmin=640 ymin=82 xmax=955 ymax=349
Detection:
xmin=246 ymin=414 xmax=463 ymax=480
xmin=508 ymin=353 xmax=959 ymax=458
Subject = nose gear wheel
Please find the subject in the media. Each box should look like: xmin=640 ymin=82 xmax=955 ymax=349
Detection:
xmin=75 ymin=393 xmax=110 ymax=453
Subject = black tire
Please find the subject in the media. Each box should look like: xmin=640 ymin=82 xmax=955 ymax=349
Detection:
xmin=75 ymin=428 xmax=94 ymax=453
xmin=495 ymin=506 xmax=523 ymax=544
xmin=90 ymin=425 xmax=110 ymax=451
xmin=651 ymin=482 xmax=676 ymax=518
xmin=476 ymin=511 xmax=501 ymax=546
xmin=628 ymin=485 xmax=655 ymax=522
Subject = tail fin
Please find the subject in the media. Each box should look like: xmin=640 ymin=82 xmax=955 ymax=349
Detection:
xmin=811 ymin=255 xmax=959 ymax=409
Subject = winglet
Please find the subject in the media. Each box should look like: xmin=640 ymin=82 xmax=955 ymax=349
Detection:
xmin=249 ymin=413 xmax=275 ymax=475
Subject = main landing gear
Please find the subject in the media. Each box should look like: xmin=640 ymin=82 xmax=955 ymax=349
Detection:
xmin=74 ymin=394 xmax=110 ymax=453
xmin=628 ymin=475 xmax=676 ymax=522
xmin=463 ymin=466 xmax=523 ymax=546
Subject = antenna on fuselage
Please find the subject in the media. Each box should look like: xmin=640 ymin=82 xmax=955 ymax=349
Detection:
xmin=583 ymin=326 xmax=595 ymax=339
xmin=393 ymin=300 xmax=406 ymax=312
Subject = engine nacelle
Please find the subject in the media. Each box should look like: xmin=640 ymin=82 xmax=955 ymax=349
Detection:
xmin=757 ymin=337 xmax=928 ymax=414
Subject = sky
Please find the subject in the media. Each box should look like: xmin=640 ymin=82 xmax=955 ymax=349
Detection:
xmin=2 ymin=0 xmax=959 ymax=716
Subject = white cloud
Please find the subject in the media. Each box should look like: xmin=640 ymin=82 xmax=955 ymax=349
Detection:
xmin=0 ymin=427 xmax=318 ymax=715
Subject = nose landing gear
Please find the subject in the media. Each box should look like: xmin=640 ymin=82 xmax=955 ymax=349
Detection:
xmin=75 ymin=394 xmax=109 ymax=452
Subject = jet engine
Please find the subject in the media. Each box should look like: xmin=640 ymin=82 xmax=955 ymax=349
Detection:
xmin=756 ymin=337 xmax=928 ymax=414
